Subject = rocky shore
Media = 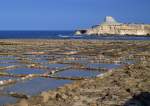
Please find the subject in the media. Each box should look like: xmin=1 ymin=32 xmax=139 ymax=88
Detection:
xmin=8 ymin=62 xmax=149 ymax=106
xmin=3 ymin=40 xmax=149 ymax=106
xmin=9 ymin=62 xmax=150 ymax=106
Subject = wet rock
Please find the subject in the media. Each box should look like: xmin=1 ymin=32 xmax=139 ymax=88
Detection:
xmin=9 ymin=92 xmax=29 ymax=99
xmin=62 ymin=94 xmax=68 ymax=100
xmin=16 ymin=99 xmax=28 ymax=106
xmin=89 ymin=102 xmax=98 ymax=106
xmin=55 ymin=93 xmax=63 ymax=101
xmin=73 ymin=95 xmax=80 ymax=100
xmin=47 ymin=91 xmax=57 ymax=99
xmin=41 ymin=92 xmax=50 ymax=103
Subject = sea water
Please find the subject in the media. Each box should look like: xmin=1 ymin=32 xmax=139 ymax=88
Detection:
xmin=0 ymin=31 xmax=150 ymax=40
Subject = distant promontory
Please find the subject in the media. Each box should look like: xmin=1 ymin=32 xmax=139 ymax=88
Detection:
xmin=75 ymin=16 xmax=150 ymax=36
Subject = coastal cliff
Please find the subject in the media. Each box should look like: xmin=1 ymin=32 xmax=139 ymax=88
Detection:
xmin=75 ymin=16 xmax=150 ymax=36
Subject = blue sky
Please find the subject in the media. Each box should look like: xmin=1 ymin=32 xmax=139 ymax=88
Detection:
xmin=0 ymin=0 xmax=149 ymax=30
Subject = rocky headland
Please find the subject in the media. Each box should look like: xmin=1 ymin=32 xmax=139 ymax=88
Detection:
xmin=75 ymin=16 xmax=150 ymax=36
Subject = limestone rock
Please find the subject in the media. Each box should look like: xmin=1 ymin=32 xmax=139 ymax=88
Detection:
xmin=75 ymin=16 xmax=150 ymax=36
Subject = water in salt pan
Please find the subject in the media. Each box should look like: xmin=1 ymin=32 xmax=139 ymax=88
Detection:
xmin=5 ymin=78 xmax=71 ymax=96
xmin=0 ymin=96 xmax=17 ymax=105
xmin=56 ymin=69 xmax=100 ymax=78
xmin=45 ymin=64 xmax=68 ymax=69
xmin=86 ymin=63 xmax=122 ymax=69
xmin=6 ymin=68 xmax=45 ymax=75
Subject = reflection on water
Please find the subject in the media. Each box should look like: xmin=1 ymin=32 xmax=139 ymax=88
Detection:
xmin=0 ymin=77 xmax=16 ymax=81
xmin=6 ymin=68 xmax=45 ymax=75
xmin=0 ymin=55 xmax=125 ymax=105
xmin=87 ymin=63 xmax=122 ymax=69
xmin=5 ymin=78 xmax=72 ymax=96
xmin=45 ymin=64 xmax=68 ymax=69
xmin=57 ymin=69 xmax=100 ymax=78
xmin=0 ymin=96 xmax=17 ymax=105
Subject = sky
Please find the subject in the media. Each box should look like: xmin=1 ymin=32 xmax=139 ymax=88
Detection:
xmin=0 ymin=0 xmax=150 ymax=30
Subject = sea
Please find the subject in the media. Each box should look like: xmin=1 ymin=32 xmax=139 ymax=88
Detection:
xmin=0 ymin=31 xmax=150 ymax=40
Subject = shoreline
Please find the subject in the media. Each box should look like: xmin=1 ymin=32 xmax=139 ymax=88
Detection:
xmin=0 ymin=40 xmax=149 ymax=106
